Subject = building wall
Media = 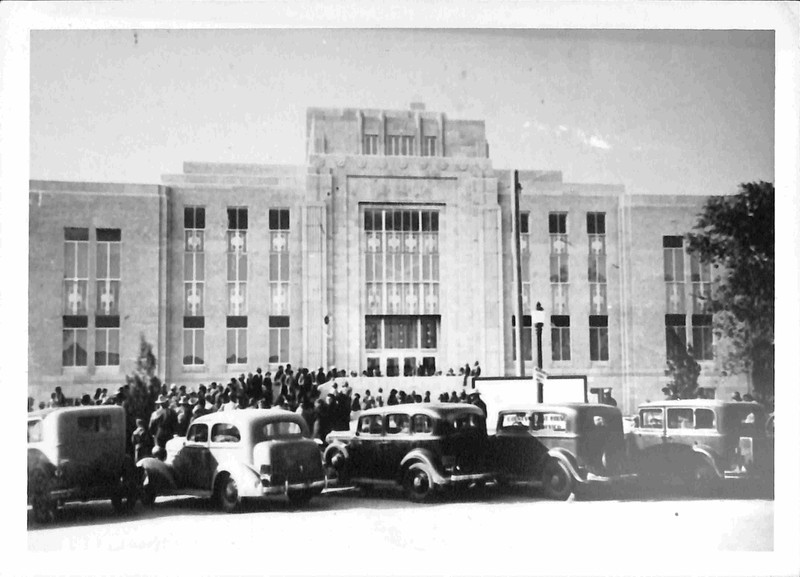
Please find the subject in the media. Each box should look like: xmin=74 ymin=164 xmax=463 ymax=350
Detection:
xmin=28 ymin=104 xmax=741 ymax=414
xmin=28 ymin=181 xmax=166 ymax=404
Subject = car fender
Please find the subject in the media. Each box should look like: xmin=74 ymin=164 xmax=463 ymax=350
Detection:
xmin=691 ymin=445 xmax=724 ymax=478
xmin=399 ymin=449 xmax=443 ymax=484
xmin=546 ymin=448 xmax=583 ymax=482
xmin=137 ymin=457 xmax=178 ymax=492
xmin=212 ymin=459 xmax=261 ymax=498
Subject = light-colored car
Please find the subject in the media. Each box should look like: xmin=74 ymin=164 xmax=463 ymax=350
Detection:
xmin=628 ymin=399 xmax=774 ymax=495
xmin=27 ymin=405 xmax=140 ymax=523
xmin=138 ymin=409 xmax=326 ymax=512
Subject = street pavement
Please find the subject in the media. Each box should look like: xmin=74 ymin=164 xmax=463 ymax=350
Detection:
xmin=24 ymin=481 xmax=775 ymax=576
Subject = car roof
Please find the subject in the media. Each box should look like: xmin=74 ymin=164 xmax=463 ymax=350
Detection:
xmin=358 ymin=402 xmax=484 ymax=418
xmin=28 ymin=405 xmax=124 ymax=420
xmin=192 ymin=408 xmax=303 ymax=426
xmin=637 ymin=399 xmax=763 ymax=409
xmin=497 ymin=402 xmax=618 ymax=414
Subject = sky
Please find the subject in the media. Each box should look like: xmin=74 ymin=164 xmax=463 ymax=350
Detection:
xmin=30 ymin=28 xmax=775 ymax=197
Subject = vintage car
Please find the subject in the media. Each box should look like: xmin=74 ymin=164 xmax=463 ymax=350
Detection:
xmin=138 ymin=409 xmax=326 ymax=512
xmin=628 ymin=399 xmax=774 ymax=494
xmin=27 ymin=405 xmax=140 ymax=523
xmin=490 ymin=403 xmax=629 ymax=500
xmin=323 ymin=403 xmax=495 ymax=502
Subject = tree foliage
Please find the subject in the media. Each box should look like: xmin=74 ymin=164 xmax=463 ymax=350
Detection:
xmin=124 ymin=334 xmax=162 ymax=425
xmin=663 ymin=343 xmax=702 ymax=400
xmin=686 ymin=181 xmax=774 ymax=399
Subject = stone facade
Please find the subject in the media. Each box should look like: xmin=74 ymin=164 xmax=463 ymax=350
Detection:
xmin=28 ymin=104 xmax=744 ymax=414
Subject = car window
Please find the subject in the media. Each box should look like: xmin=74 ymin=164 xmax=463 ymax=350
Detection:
xmin=28 ymin=419 xmax=43 ymax=443
xmin=261 ymin=421 xmax=304 ymax=439
xmin=211 ymin=423 xmax=241 ymax=443
xmin=447 ymin=412 xmax=483 ymax=431
xmin=386 ymin=414 xmax=411 ymax=435
xmin=729 ymin=405 xmax=764 ymax=434
xmin=499 ymin=412 xmax=529 ymax=429
xmin=187 ymin=423 xmax=208 ymax=443
xmin=358 ymin=415 xmax=383 ymax=435
xmin=531 ymin=412 xmax=567 ymax=432
xmin=695 ymin=409 xmax=716 ymax=430
xmin=412 ymin=415 xmax=433 ymax=434
xmin=640 ymin=408 xmax=664 ymax=429
xmin=77 ymin=415 xmax=113 ymax=433
xmin=667 ymin=408 xmax=694 ymax=429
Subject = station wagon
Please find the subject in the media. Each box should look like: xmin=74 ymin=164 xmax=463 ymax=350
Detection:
xmin=628 ymin=399 xmax=774 ymax=494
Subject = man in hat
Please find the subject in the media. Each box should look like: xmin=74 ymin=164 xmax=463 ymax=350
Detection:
xmin=175 ymin=395 xmax=193 ymax=437
xmin=468 ymin=389 xmax=487 ymax=417
xmin=149 ymin=394 xmax=176 ymax=460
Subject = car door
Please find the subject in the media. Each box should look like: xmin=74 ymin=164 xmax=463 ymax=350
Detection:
xmin=493 ymin=411 xmax=533 ymax=476
xmin=349 ymin=414 xmax=384 ymax=479
xmin=631 ymin=406 xmax=666 ymax=470
xmin=381 ymin=413 xmax=412 ymax=479
xmin=176 ymin=422 xmax=212 ymax=490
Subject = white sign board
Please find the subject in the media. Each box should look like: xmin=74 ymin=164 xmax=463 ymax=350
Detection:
xmin=541 ymin=377 xmax=588 ymax=404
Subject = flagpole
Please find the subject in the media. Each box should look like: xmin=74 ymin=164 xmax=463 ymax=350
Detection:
xmin=512 ymin=170 xmax=525 ymax=377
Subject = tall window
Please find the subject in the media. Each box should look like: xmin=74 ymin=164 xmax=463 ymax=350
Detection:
xmin=692 ymin=314 xmax=713 ymax=361
xmin=665 ymin=314 xmax=686 ymax=361
xmin=551 ymin=315 xmax=571 ymax=361
xmin=690 ymin=253 xmax=712 ymax=314
xmin=422 ymin=136 xmax=437 ymax=156
xmin=663 ymin=236 xmax=685 ymax=313
xmin=511 ymin=315 xmax=533 ymax=362
xmin=549 ymin=212 xmax=569 ymax=316
xmin=269 ymin=209 xmax=290 ymax=362
xmin=587 ymin=212 xmax=607 ymax=315
xmin=63 ymin=228 xmax=89 ymax=367
xmin=95 ymin=228 xmax=121 ymax=367
xmin=386 ymin=134 xmax=414 ymax=156
xmin=363 ymin=134 xmax=379 ymax=155
xmin=269 ymin=209 xmax=290 ymax=315
xmin=520 ymin=212 xmax=531 ymax=312
xmin=269 ymin=316 xmax=289 ymax=363
xmin=183 ymin=206 xmax=205 ymax=366
xmin=226 ymin=207 xmax=248 ymax=365
xmin=589 ymin=315 xmax=609 ymax=361
xmin=364 ymin=208 xmax=440 ymax=376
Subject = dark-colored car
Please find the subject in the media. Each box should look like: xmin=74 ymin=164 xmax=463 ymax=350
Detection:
xmin=491 ymin=403 xmax=628 ymax=500
xmin=27 ymin=405 xmax=140 ymax=523
xmin=138 ymin=409 xmax=326 ymax=512
xmin=628 ymin=399 xmax=774 ymax=494
xmin=323 ymin=403 xmax=495 ymax=502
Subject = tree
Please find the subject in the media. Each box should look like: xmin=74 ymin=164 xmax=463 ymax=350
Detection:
xmin=663 ymin=339 xmax=702 ymax=400
xmin=123 ymin=335 xmax=162 ymax=451
xmin=686 ymin=181 xmax=774 ymax=400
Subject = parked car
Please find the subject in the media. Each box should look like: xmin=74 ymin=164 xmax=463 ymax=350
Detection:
xmin=323 ymin=403 xmax=495 ymax=502
xmin=138 ymin=409 xmax=326 ymax=512
xmin=490 ymin=403 xmax=629 ymax=500
xmin=628 ymin=399 xmax=774 ymax=494
xmin=27 ymin=405 xmax=140 ymax=523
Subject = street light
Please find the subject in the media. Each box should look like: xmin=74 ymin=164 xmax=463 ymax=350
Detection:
xmin=532 ymin=302 xmax=545 ymax=402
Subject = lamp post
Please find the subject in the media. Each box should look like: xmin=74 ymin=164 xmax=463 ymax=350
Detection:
xmin=532 ymin=302 xmax=545 ymax=401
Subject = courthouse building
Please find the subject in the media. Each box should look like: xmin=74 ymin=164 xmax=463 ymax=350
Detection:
xmin=28 ymin=104 xmax=746 ymax=414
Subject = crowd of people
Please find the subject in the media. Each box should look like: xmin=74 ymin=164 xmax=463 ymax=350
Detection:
xmin=31 ymin=361 xmax=488 ymax=461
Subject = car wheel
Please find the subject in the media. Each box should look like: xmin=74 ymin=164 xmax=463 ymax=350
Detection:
xmin=286 ymin=488 xmax=315 ymax=507
xmin=541 ymin=459 xmax=574 ymax=501
xmin=216 ymin=474 xmax=240 ymax=513
xmin=403 ymin=463 xmax=435 ymax=503
xmin=689 ymin=458 xmax=721 ymax=497
xmin=30 ymin=470 xmax=57 ymax=524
